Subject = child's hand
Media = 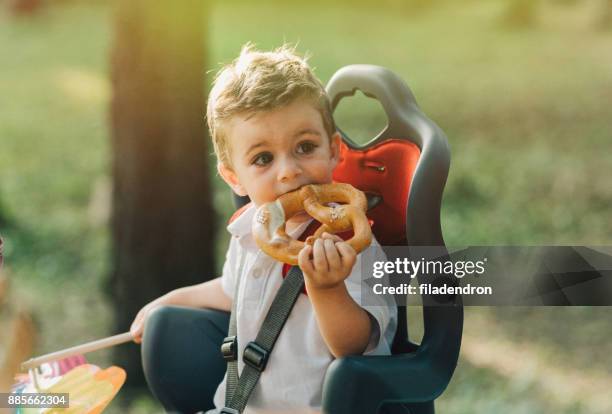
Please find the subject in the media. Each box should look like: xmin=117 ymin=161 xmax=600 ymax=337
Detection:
xmin=130 ymin=295 xmax=173 ymax=344
xmin=298 ymin=232 xmax=356 ymax=290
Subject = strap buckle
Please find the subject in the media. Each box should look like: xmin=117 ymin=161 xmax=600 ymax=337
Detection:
xmin=243 ymin=341 xmax=269 ymax=372
xmin=220 ymin=408 xmax=240 ymax=414
xmin=221 ymin=336 xmax=238 ymax=362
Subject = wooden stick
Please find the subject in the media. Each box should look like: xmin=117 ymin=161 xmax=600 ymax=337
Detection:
xmin=21 ymin=332 xmax=133 ymax=371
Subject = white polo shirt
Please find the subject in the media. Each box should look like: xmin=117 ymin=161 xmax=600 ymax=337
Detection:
xmin=211 ymin=204 xmax=397 ymax=414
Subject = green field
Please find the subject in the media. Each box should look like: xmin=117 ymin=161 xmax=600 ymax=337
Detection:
xmin=1 ymin=1 xmax=611 ymax=413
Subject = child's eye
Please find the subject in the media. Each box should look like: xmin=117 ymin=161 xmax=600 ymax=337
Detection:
xmin=252 ymin=152 xmax=273 ymax=166
xmin=297 ymin=141 xmax=318 ymax=154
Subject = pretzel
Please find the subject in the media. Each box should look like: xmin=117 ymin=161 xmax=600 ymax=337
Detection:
xmin=252 ymin=183 xmax=372 ymax=265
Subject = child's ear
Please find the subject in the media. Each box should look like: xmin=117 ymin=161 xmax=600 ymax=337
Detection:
xmin=218 ymin=162 xmax=247 ymax=197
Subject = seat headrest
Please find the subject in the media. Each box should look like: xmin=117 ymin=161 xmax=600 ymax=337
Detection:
xmin=333 ymin=139 xmax=420 ymax=246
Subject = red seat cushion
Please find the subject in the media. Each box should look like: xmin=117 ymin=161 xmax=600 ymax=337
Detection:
xmin=332 ymin=139 xmax=420 ymax=246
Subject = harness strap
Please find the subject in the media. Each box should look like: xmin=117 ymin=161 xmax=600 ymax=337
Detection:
xmin=224 ymin=246 xmax=246 ymax=406
xmin=223 ymin=266 xmax=304 ymax=413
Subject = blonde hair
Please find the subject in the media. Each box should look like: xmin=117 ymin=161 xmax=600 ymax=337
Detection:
xmin=206 ymin=43 xmax=336 ymax=167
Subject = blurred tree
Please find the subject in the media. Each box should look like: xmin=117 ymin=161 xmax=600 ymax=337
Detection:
xmin=109 ymin=0 xmax=215 ymax=389
xmin=6 ymin=0 xmax=42 ymax=16
xmin=0 ymin=195 xmax=10 ymax=229
xmin=0 ymin=213 xmax=5 ymax=231
xmin=502 ymin=0 xmax=537 ymax=28
xmin=599 ymin=0 xmax=612 ymax=29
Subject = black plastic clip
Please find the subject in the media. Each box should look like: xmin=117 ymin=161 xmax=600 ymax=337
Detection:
xmin=221 ymin=335 xmax=238 ymax=362
xmin=243 ymin=341 xmax=269 ymax=372
xmin=219 ymin=408 xmax=240 ymax=414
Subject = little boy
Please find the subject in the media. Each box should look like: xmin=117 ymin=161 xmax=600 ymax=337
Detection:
xmin=131 ymin=44 xmax=397 ymax=414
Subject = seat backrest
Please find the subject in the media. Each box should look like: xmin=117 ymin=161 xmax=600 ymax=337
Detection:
xmin=327 ymin=65 xmax=463 ymax=368
xmin=327 ymin=65 xmax=449 ymax=248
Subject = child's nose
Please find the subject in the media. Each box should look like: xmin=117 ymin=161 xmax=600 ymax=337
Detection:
xmin=277 ymin=157 xmax=302 ymax=182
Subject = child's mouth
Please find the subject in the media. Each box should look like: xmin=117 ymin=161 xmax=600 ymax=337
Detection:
xmin=281 ymin=185 xmax=306 ymax=196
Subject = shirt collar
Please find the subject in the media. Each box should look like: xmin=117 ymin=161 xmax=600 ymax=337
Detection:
xmin=227 ymin=203 xmax=257 ymax=239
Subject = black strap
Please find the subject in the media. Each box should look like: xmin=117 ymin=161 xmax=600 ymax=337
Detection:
xmin=224 ymin=249 xmax=246 ymax=407
xmin=223 ymin=265 xmax=305 ymax=413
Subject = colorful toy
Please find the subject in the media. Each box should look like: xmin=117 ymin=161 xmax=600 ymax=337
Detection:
xmin=12 ymin=333 xmax=132 ymax=414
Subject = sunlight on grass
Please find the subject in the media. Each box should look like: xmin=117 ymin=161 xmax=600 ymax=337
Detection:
xmin=462 ymin=310 xmax=612 ymax=413
xmin=54 ymin=67 xmax=110 ymax=105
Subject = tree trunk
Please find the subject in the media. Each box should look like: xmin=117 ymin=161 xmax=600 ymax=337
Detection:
xmin=109 ymin=0 xmax=215 ymax=388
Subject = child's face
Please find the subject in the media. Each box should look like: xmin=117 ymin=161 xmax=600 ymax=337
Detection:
xmin=218 ymin=98 xmax=340 ymax=207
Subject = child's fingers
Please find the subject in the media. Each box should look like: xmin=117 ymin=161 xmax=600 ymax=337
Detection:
xmin=323 ymin=238 xmax=341 ymax=270
xmin=130 ymin=310 xmax=144 ymax=336
xmin=130 ymin=306 xmax=152 ymax=344
xmin=130 ymin=319 xmax=141 ymax=336
xmin=321 ymin=232 xmax=343 ymax=243
xmin=313 ymin=238 xmax=329 ymax=272
xmin=130 ymin=321 xmax=143 ymax=344
xmin=336 ymin=241 xmax=357 ymax=269
xmin=298 ymin=245 xmax=314 ymax=275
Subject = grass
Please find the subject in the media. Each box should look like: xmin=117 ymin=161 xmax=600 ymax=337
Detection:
xmin=0 ymin=0 xmax=611 ymax=412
